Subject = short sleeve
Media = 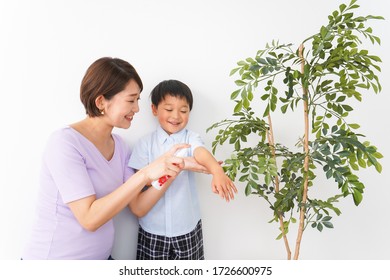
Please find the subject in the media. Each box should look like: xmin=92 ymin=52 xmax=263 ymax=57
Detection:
xmin=112 ymin=134 xmax=135 ymax=182
xmin=188 ymin=131 xmax=205 ymax=156
xmin=128 ymin=137 xmax=150 ymax=171
xmin=43 ymin=130 xmax=95 ymax=203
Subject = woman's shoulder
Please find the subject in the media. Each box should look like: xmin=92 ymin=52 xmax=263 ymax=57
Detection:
xmin=47 ymin=126 xmax=84 ymax=144
xmin=47 ymin=126 xmax=74 ymax=141
xmin=42 ymin=126 xmax=84 ymax=159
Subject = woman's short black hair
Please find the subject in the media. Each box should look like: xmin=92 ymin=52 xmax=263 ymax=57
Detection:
xmin=80 ymin=57 xmax=143 ymax=117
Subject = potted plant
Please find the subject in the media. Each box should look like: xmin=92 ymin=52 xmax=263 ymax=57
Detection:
xmin=207 ymin=0 xmax=383 ymax=259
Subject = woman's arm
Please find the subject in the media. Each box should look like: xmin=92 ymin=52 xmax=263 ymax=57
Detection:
xmin=67 ymin=144 xmax=188 ymax=231
xmin=193 ymin=146 xmax=237 ymax=202
xmin=128 ymin=176 xmax=175 ymax=218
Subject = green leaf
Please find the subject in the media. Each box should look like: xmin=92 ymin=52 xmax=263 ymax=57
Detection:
xmin=342 ymin=105 xmax=353 ymax=112
xmin=322 ymin=216 xmax=332 ymax=222
xmin=234 ymin=101 xmax=243 ymax=113
xmin=235 ymin=80 xmax=247 ymax=86
xmin=235 ymin=140 xmax=241 ymax=151
xmin=339 ymin=3 xmax=347 ymax=13
xmin=374 ymin=161 xmax=382 ymax=173
xmin=261 ymin=94 xmax=269 ymax=101
xmin=245 ymin=184 xmax=252 ymax=196
xmin=349 ymin=123 xmax=360 ymax=129
xmin=230 ymin=67 xmax=240 ymax=76
xmin=263 ymin=104 xmax=270 ymax=118
xmin=352 ymin=189 xmax=363 ymax=206
xmin=373 ymin=152 xmax=383 ymax=159
xmin=265 ymin=173 xmax=271 ymax=186
xmin=248 ymin=90 xmax=254 ymax=101
xmin=230 ymin=89 xmax=240 ymax=100
xmin=358 ymin=158 xmax=367 ymax=168
xmin=326 ymin=169 xmax=333 ymax=179
xmin=322 ymin=221 xmax=334 ymax=228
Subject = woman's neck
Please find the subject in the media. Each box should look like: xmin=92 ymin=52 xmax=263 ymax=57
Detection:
xmin=71 ymin=117 xmax=113 ymax=146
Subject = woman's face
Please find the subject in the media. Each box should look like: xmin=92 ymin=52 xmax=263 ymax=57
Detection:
xmin=103 ymin=79 xmax=141 ymax=129
xmin=151 ymin=95 xmax=190 ymax=135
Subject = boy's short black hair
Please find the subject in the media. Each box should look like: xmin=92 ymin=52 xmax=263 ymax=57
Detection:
xmin=150 ymin=79 xmax=193 ymax=110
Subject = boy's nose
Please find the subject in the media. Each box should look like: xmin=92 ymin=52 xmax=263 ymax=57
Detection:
xmin=171 ymin=110 xmax=180 ymax=118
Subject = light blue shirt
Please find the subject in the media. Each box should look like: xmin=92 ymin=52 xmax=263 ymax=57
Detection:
xmin=128 ymin=125 xmax=205 ymax=237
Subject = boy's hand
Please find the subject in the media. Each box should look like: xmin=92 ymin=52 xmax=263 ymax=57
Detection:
xmin=211 ymin=171 xmax=237 ymax=202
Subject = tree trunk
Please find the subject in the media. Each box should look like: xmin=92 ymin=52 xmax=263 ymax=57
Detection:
xmin=267 ymin=114 xmax=292 ymax=260
xmin=294 ymin=43 xmax=310 ymax=260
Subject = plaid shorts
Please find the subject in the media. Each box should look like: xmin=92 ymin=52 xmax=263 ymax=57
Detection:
xmin=136 ymin=220 xmax=204 ymax=260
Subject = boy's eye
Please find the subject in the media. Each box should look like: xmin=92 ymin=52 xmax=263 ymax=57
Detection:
xmin=181 ymin=111 xmax=188 ymax=114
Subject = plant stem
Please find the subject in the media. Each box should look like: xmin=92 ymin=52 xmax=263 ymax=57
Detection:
xmin=294 ymin=44 xmax=310 ymax=260
xmin=266 ymin=114 xmax=292 ymax=260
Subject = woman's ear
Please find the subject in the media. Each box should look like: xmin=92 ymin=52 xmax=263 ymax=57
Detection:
xmin=95 ymin=95 xmax=106 ymax=111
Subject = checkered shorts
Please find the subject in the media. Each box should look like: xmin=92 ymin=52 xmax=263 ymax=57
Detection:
xmin=136 ymin=220 xmax=204 ymax=260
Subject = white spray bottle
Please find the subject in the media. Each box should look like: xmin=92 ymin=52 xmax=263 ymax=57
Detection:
xmin=151 ymin=148 xmax=188 ymax=190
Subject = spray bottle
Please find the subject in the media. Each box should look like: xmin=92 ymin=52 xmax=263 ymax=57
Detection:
xmin=151 ymin=148 xmax=188 ymax=190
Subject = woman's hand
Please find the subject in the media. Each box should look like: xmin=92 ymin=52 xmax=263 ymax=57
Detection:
xmin=141 ymin=144 xmax=190 ymax=182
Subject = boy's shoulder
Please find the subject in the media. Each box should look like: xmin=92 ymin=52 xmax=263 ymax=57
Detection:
xmin=184 ymin=128 xmax=203 ymax=141
xmin=185 ymin=128 xmax=200 ymax=136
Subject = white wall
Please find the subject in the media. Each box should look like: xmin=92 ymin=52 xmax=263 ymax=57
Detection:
xmin=1 ymin=0 xmax=389 ymax=260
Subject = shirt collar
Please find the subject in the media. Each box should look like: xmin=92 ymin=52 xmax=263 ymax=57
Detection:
xmin=156 ymin=125 xmax=187 ymax=145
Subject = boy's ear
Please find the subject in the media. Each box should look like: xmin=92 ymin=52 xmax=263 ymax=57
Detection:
xmin=151 ymin=104 xmax=158 ymax=116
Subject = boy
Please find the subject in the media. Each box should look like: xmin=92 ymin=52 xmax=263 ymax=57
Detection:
xmin=128 ymin=79 xmax=237 ymax=260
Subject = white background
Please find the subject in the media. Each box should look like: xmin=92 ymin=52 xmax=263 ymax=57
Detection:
xmin=1 ymin=0 xmax=389 ymax=260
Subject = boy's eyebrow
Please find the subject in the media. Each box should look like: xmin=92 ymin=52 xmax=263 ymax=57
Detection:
xmin=162 ymin=103 xmax=189 ymax=107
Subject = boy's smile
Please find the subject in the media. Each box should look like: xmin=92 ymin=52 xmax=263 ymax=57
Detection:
xmin=152 ymin=95 xmax=190 ymax=135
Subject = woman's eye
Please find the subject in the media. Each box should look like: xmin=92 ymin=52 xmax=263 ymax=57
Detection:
xmin=128 ymin=98 xmax=140 ymax=103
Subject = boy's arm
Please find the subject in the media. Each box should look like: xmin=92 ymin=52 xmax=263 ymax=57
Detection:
xmin=193 ymin=146 xmax=237 ymax=202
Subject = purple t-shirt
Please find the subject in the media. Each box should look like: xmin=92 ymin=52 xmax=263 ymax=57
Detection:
xmin=22 ymin=126 xmax=134 ymax=259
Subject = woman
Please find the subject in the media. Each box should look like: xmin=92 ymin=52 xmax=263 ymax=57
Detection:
xmin=21 ymin=57 xmax=202 ymax=259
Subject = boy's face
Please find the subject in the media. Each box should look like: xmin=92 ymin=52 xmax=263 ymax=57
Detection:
xmin=152 ymin=95 xmax=190 ymax=135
